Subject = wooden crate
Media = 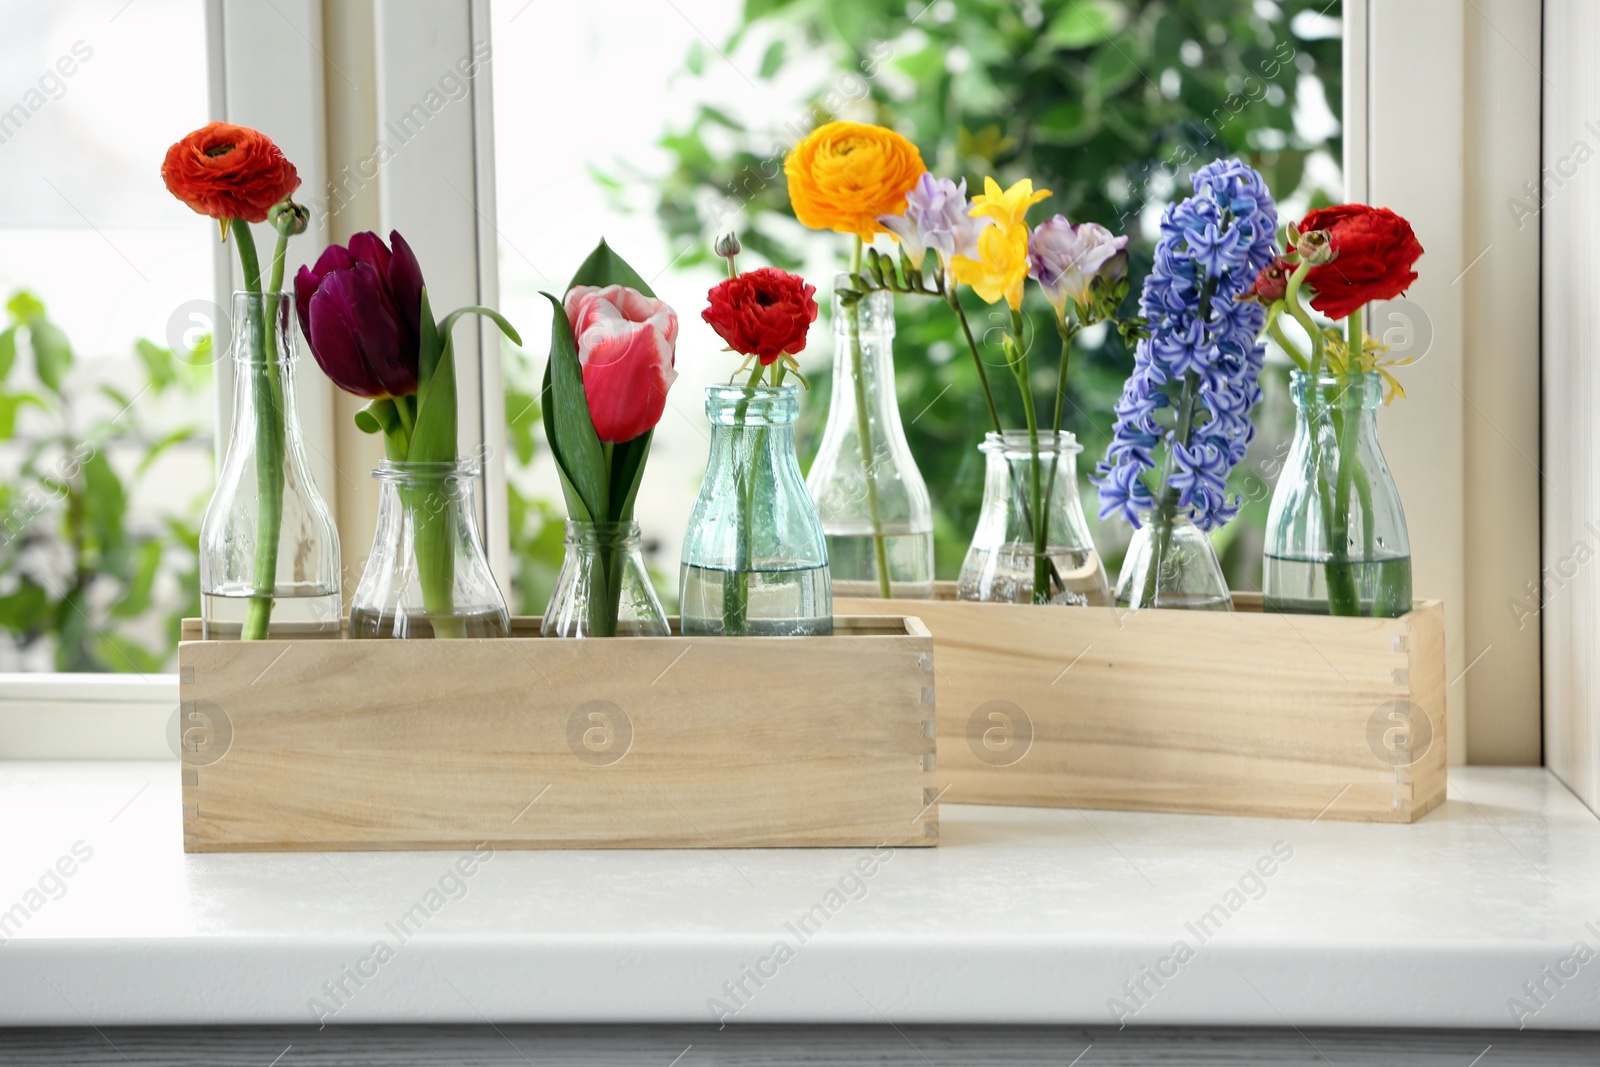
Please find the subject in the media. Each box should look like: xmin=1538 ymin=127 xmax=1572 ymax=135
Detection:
xmin=837 ymin=586 xmax=1446 ymax=823
xmin=176 ymin=617 xmax=939 ymax=852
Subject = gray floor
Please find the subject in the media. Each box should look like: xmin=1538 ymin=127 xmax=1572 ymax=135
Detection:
xmin=0 ymin=1025 xmax=1596 ymax=1065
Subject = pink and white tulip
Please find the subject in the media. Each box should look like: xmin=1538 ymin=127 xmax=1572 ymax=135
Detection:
xmin=563 ymin=284 xmax=679 ymax=444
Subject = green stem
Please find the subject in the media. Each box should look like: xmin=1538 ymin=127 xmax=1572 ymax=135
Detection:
xmin=1010 ymin=308 xmax=1048 ymax=605
xmin=1139 ymin=373 xmax=1199 ymax=608
xmin=1284 ymin=259 xmax=1323 ymax=381
xmin=1325 ymin=307 xmax=1365 ymax=616
xmin=724 ymin=362 xmax=766 ymax=635
xmin=1040 ymin=316 xmax=1079 ymax=581
xmin=232 ymin=219 xmax=284 ymax=642
xmin=847 ymin=237 xmax=892 ymax=599
xmin=943 ymin=274 xmax=1004 ymax=434
xmin=404 ymin=476 xmax=465 ymax=638
xmin=1267 ymin=314 xmax=1309 ymax=373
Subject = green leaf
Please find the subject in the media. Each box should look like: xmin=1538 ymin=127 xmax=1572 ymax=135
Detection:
xmin=135 ymin=427 xmax=196 ymax=477
xmin=541 ymin=292 xmax=610 ymax=522
xmin=93 ymin=633 xmax=168 ymax=674
xmin=110 ymin=540 xmax=162 ymax=618
xmin=505 ymin=388 xmax=541 ymax=466
xmin=1090 ymin=36 xmax=1145 ymax=98
xmin=744 ymin=0 xmax=800 ymax=19
xmin=82 ymin=449 xmax=126 ymax=557
xmin=135 ymin=338 xmax=178 ymax=391
xmin=436 ymin=305 xmax=523 ymax=350
xmin=1036 ymin=99 xmax=1096 ymax=144
xmin=758 ymin=39 xmax=786 ymax=79
xmin=685 ymin=39 xmax=706 ymax=76
xmin=354 ymin=397 xmax=399 ymax=437
xmin=0 ymin=581 xmax=49 ymax=634
xmin=5 ymin=290 xmax=44 ymax=325
xmin=567 ymin=239 xmax=655 ymax=297
xmin=0 ymin=327 xmax=16 ymax=381
xmin=0 ymin=391 xmax=45 ymax=440
xmin=1046 ymin=0 xmax=1124 ymax=49
xmin=417 ymin=288 xmax=443 ymax=393
xmin=29 ymin=319 xmax=73 ymax=394
xmin=608 ymin=430 xmax=654 ymax=524
xmin=410 ymin=336 xmax=458 ymax=464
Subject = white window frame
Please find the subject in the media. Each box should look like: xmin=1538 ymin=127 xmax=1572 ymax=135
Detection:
xmin=4 ymin=1 xmax=1556 ymax=778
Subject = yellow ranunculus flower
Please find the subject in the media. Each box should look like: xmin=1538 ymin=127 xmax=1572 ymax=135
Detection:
xmin=951 ymin=223 xmax=1031 ymax=310
xmin=969 ymin=176 xmax=1051 ymax=229
xmin=784 ymin=121 xmax=927 ymax=241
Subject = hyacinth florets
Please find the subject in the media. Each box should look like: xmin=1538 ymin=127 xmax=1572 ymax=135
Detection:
xmin=1094 ymin=158 xmax=1278 ymax=531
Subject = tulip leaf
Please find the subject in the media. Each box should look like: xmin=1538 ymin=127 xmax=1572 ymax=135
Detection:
xmin=418 ymin=288 xmax=443 ymax=395
xmin=567 ymin=239 xmax=655 ymax=298
xmin=437 ymin=306 xmax=523 ymax=350
xmin=609 ymin=431 xmax=654 ymax=524
xmin=411 ymin=333 xmax=457 ymax=465
xmin=541 ymin=292 xmax=610 ymax=523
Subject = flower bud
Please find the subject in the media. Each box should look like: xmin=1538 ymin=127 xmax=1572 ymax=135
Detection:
xmin=1296 ymin=230 xmax=1335 ymax=265
xmin=1236 ymin=255 xmax=1292 ymax=305
xmin=714 ymin=232 xmax=742 ymax=259
xmin=271 ymin=198 xmax=311 ymax=238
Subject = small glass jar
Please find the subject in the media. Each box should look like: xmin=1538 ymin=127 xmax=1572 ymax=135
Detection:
xmin=680 ymin=384 xmax=832 ymax=636
xmin=542 ymin=520 xmax=670 ymax=638
xmin=350 ymin=460 xmax=510 ymax=638
xmin=805 ymin=276 xmax=935 ymax=599
xmin=1263 ymin=369 xmax=1412 ymax=616
xmin=957 ymin=430 xmax=1110 ymax=606
xmin=200 ymin=291 xmax=341 ymax=639
xmin=1113 ymin=511 xmax=1232 ymax=611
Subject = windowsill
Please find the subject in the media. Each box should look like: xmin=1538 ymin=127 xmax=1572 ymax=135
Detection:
xmin=0 ymin=761 xmax=1595 ymax=1029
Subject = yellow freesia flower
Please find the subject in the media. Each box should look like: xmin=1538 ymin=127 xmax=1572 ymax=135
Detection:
xmin=968 ymin=176 xmax=1051 ymax=229
xmin=951 ymin=223 xmax=1031 ymax=310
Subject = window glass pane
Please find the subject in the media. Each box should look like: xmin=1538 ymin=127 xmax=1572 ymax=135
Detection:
xmin=490 ymin=0 xmax=1342 ymax=613
xmin=0 ymin=0 xmax=212 ymax=672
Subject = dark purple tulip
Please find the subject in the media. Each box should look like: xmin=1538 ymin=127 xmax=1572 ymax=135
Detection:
xmin=294 ymin=230 xmax=426 ymax=398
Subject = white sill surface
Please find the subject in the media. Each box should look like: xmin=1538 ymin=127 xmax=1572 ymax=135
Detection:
xmin=0 ymin=761 xmax=1597 ymax=1029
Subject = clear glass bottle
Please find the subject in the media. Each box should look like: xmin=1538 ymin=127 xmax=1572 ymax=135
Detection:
xmin=957 ymin=431 xmax=1110 ymax=606
xmin=1113 ymin=511 xmax=1233 ymax=610
xmin=805 ymin=276 xmax=934 ymax=599
xmin=542 ymin=520 xmax=670 ymax=637
xmin=350 ymin=460 xmax=510 ymax=638
xmin=200 ymin=291 xmax=341 ymax=639
xmin=681 ymin=384 xmax=833 ymax=636
xmin=1264 ymin=369 xmax=1412 ymax=617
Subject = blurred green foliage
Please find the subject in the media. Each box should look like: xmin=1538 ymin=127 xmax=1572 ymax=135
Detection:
xmin=627 ymin=0 xmax=1342 ymax=581
xmin=0 ymin=291 xmax=209 ymax=671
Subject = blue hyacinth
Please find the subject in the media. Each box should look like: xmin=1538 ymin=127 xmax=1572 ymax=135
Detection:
xmin=1093 ymin=158 xmax=1278 ymax=531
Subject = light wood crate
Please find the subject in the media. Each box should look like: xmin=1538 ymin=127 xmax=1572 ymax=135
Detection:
xmin=176 ymin=617 xmax=939 ymax=852
xmin=837 ymin=586 xmax=1446 ymax=823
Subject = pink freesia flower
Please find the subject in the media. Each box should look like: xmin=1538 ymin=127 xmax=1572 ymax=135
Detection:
xmin=563 ymin=284 xmax=679 ymax=444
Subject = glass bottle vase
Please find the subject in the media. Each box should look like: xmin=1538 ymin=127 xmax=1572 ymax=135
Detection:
xmin=957 ymin=431 xmax=1110 ymax=606
xmin=200 ymin=291 xmax=341 ymax=639
xmin=350 ymin=460 xmax=510 ymax=638
xmin=1113 ymin=510 xmax=1233 ymax=610
xmin=1263 ymin=369 xmax=1412 ymax=617
xmin=542 ymin=520 xmax=670 ymax=638
xmin=805 ymin=276 xmax=934 ymax=599
xmin=681 ymin=384 xmax=833 ymax=636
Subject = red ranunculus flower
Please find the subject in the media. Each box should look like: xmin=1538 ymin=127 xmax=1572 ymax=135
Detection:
xmin=702 ymin=267 xmax=818 ymax=366
xmin=1298 ymin=204 xmax=1423 ymax=321
xmin=161 ymin=122 xmax=300 ymax=224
